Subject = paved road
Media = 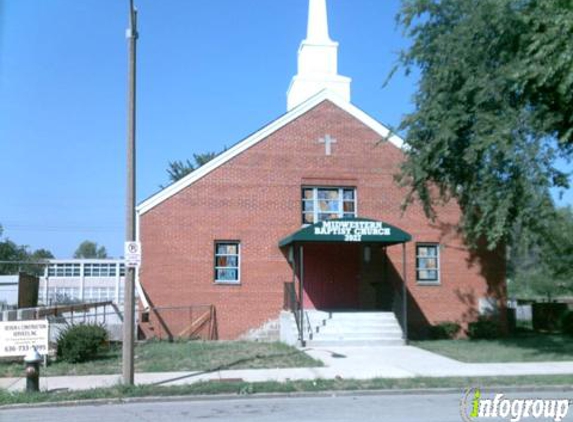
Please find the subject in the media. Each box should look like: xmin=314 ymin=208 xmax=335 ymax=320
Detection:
xmin=2 ymin=391 xmax=573 ymax=422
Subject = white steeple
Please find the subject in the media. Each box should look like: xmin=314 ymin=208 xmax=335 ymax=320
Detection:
xmin=287 ymin=0 xmax=351 ymax=111
xmin=306 ymin=0 xmax=332 ymax=43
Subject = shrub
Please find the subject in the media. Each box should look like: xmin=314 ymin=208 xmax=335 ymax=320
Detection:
xmin=561 ymin=311 xmax=573 ymax=336
xmin=56 ymin=323 xmax=109 ymax=363
xmin=428 ymin=322 xmax=461 ymax=340
xmin=532 ymin=303 xmax=569 ymax=332
xmin=506 ymin=307 xmax=518 ymax=334
xmin=467 ymin=317 xmax=501 ymax=340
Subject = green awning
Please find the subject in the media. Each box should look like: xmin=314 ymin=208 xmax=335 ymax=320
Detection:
xmin=278 ymin=217 xmax=412 ymax=248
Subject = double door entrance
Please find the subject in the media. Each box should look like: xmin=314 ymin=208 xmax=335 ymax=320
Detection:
xmin=301 ymin=243 xmax=396 ymax=311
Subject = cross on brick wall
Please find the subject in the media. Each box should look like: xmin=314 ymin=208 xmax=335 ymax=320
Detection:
xmin=319 ymin=135 xmax=337 ymax=156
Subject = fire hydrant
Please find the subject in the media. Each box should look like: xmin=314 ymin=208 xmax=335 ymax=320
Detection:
xmin=24 ymin=347 xmax=42 ymax=393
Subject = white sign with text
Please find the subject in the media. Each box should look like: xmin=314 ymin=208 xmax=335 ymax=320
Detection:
xmin=0 ymin=320 xmax=49 ymax=358
xmin=125 ymin=241 xmax=142 ymax=268
xmin=314 ymin=221 xmax=391 ymax=242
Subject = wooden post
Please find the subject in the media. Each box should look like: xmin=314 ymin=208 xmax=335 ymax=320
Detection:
xmin=123 ymin=0 xmax=138 ymax=386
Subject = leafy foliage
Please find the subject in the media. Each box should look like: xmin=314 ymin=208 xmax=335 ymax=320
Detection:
xmin=165 ymin=152 xmax=219 ymax=185
xmin=73 ymin=240 xmax=108 ymax=259
xmin=428 ymin=322 xmax=461 ymax=340
xmin=0 ymin=223 xmax=54 ymax=275
xmin=0 ymin=238 xmax=28 ymax=274
xmin=30 ymin=249 xmax=55 ymax=260
xmin=56 ymin=323 xmax=109 ymax=363
xmin=532 ymin=303 xmax=569 ymax=332
xmin=561 ymin=311 xmax=573 ymax=336
xmin=508 ymin=207 xmax=573 ymax=299
xmin=467 ymin=317 xmax=502 ymax=340
xmin=395 ymin=0 xmax=573 ymax=248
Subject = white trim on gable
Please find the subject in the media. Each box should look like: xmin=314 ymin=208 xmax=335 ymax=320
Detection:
xmin=137 ymin=90 xmax=405 ymax=216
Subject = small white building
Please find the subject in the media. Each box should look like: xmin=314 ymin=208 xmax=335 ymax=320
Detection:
xmin=40 ymin=259 xmax=126 ymax=305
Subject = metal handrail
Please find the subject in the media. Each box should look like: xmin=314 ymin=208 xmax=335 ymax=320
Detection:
xmin=392 ymin=278 xmax=408 ymax=341
xmin=284 ymin=282 xmax=316 ymax=345
xmin=303 ymin=310 xmax=313 ymax=341
xmin=284 ymin=282 xmax=303 ymax=342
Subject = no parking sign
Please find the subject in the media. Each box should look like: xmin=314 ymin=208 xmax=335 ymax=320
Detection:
xmin=124 ymin=241 xmax=142 ymax=268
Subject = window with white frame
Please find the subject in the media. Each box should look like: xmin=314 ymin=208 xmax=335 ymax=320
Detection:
xmin=47 ymin=263 xmax=81 ymax=277
xmin=416 ymin=244 xmax=440 ymax=284
xmin=214 ymin=242 xmax=240 ymax=284
xmin=84 ymin=263 xmax=117 ymax=277
xmin=302 ymin=187 xmax=356 ymax=224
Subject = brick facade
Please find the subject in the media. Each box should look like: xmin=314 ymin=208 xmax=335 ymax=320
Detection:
xmin=139 ymin=100 xmax=506 ymax=340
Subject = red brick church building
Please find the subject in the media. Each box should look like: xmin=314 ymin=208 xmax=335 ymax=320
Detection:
xmin=136 ymin=0 xmax=506 ymax=343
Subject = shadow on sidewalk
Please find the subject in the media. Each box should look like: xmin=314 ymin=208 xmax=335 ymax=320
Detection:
xmin=150 ymin=350 xmax=320 ymax=386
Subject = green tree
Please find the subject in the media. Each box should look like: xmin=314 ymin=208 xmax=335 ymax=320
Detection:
xmin=166 ymin=159 xmax=196 ymax=183
xmin=30 ymin=249 xmax=55 ymax=261
xmin=193 ymin=152 xmax=218 ymax=167
xmin=0 ymin=224 xmax=55 ymax=275
xmin=509 ymin=207 xmax=573 ymax=299
xmin=540 ymin=208 xmax=573 ymax=280
xmin=0 ymin=228 xmax=29 ymax=275
xmin=74 ymin=240 xmax=108 ymax=259
xmin=164 ymin=151 xmax=220 ymax=186
xmin=26 ymin=248 xmax=55 ymax=276
xmin=394 ymin=0 xmax=572 ymax=249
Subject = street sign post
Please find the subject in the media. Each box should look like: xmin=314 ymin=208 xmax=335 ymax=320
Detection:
xmin=123 ymin=0 xmax=138 ymax=386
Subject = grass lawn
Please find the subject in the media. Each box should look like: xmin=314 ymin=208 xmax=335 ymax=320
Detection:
xmin=0 ymin=341 xmax=322 ymax=378
xmin=2 ymin=375 xmax=573 ymax=406
xmin=412 ymin=331 xmax=573 ymax=363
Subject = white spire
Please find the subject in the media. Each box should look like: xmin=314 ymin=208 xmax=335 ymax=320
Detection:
xmin=287 ymin=0 xmax=351 ymax=111
xmin=306 ymin=0 xmax=332 ymax=43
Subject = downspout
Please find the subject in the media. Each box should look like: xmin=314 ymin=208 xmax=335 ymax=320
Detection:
xmin=402 ymin=243 xmax=408 ymax=343
xmin=135 ymin=209 xmax=150 ymax=311
xmin=299 ymin=244 xmax=305 ymax=347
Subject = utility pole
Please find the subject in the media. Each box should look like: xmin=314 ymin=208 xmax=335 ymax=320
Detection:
xmin=123 ymin=0 xmax=138 ymax=386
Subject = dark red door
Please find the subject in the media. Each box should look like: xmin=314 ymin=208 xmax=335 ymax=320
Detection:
xmin=302 ymin=243 xmax=361 ymax=310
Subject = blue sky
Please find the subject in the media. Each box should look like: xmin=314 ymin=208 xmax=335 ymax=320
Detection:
xmin=0 ymin=0 xmax=571 ymax=258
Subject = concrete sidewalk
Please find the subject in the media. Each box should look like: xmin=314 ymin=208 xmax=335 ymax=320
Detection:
xmin=2 ymin=345 xmax=573 ymax=392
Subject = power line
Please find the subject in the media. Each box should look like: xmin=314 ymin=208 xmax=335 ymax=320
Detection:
xmin=0 ymin=260 xmax=50 ymax=265
xmin=3 ymin=226 xmax=122 ymax=233
xmin=1 ymin=220 xmax=122 ymax=235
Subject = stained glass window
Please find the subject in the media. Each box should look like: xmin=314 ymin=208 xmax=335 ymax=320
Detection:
xmin=416 ymin=244 xmax=440 ymax=284
xmin=215 ymin=242 xmax=240 ymax=283
xmin=302 ymin=187 xmax=357 ymax=224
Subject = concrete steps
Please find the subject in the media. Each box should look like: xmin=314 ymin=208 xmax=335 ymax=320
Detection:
xmin=305 ymin=311 xmax=405 ymax=347
xmin=308 ymin=339 xmax=404 ymax=347
xmin=316 ymin=327 xmax=403 ymax=336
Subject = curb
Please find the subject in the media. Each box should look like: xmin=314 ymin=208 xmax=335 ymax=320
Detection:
xmin=2 ymin=384 xmax=573 ymax=411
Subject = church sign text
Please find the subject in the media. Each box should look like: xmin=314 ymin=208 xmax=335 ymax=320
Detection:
xmin=314 ymin=221 xmax=391 ymax=242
